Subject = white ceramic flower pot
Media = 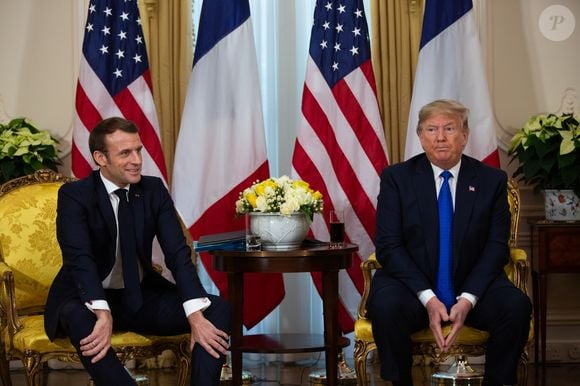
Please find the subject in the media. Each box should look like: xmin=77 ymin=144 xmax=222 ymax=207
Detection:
xmin=250 ymin=212 xmax=311 ymax=250
xmin=544 ymin=189 xmax=580 ymax=221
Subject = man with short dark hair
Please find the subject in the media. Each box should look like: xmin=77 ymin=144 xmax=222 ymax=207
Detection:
xmin=45 ymin=117 xmax=230 ymax=386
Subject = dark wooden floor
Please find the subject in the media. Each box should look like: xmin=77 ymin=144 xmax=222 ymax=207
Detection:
xmin=5 ymin=358 xmax=580 ymax=385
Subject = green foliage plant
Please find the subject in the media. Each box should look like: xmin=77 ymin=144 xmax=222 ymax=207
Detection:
xmin=509 ymin=113 xmax=580 ymax=197
xmin=0 ymin=118 xmax=60 ymax=184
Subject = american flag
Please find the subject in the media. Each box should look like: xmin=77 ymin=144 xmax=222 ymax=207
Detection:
xmin=72 ymin=0 xmax=168 ymax=181
xmin=291 ymin=0 xmax=388 ymax=333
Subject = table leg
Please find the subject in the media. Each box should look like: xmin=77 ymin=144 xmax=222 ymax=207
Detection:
xmin=229 ymin=272 xmax=244 ymax=386
xmin=539 ymin=273 xmax=547 ymax=366
xmin=322 ymin=270 xmax=339 ymax=386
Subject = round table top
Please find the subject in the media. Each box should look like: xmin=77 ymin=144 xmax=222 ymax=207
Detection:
xmin=210 ymin=243 xmax=358 ymax=273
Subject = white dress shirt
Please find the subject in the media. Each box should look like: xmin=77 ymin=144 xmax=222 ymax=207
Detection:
xmin=86 ymin=172 xmax=210 ymax=317
xmin=416 ymin=160 xmax=478 ymax=308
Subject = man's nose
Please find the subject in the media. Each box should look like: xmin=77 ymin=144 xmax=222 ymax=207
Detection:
xmin=435 ymin=129 xmax=447 ymax=140
xmin=129 ymin=151 xmax=142 ymax=163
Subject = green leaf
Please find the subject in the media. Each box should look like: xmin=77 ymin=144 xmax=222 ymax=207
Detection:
xmin=560 ymin=165 xmax=578 ymax=186
xmin=558 ymin=152 xmax=576 ymax=168
xmin=522 ymin=162 xmax=542 ymax=179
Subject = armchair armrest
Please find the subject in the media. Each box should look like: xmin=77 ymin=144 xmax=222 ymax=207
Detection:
xmin=506 ymin=248 xmax=529 ymax=296
xmin=357 ymin=253 xmax=382 ymax=320
xmin=0 ymin=262 xmax=23 ymax=337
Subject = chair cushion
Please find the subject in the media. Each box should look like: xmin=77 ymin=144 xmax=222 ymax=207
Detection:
xmin=4 ymin=315 xmax=188 ymax=354
xmin=355 ymin=318 xmax=490 ymax=345
xmin=354 ymin=318 xmax=374 ymax=342
xmin=0 ymin=182 xmax=63 ymax=310
xmin=411 ymin=325 xmax=489 ymax=345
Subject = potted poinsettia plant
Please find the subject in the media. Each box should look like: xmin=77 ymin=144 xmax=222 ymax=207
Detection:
xmin=508 ymin=113 xmax=580 ymax=220
xmin=0 ymin=118 xmax=60 ymax=185
xmin=235 ymin=176 xmax=324 ymax=250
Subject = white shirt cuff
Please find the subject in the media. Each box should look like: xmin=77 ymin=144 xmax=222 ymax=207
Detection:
xmin=457 ymin=292 xmax=478 ymax=307
xmin=85 ymin=300 xmax=110 ymax=312
xmin=183 ymin=297 xmax=211 ymax=317
xmin=417 ymin=289 xmax=436 ymax=307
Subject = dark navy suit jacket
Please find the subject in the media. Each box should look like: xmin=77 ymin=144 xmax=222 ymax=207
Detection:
xmin=372 ymin=153 xmax=512 ymax=301
xmin=44 ymin=171 xmax=206 ymax=340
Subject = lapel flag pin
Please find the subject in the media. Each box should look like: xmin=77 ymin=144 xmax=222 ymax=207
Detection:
xmin=469 ymin=186 xmax=475 ymax=192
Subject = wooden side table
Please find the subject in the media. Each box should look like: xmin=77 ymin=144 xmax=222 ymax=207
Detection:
xmin=211 ymin=244 xmax=358 ymax=386
xmin=529 ymin=219 xmax=580 ymax=365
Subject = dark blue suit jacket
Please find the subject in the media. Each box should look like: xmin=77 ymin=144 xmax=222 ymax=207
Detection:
xmin=44 ymin=171 xmax=206 ymax=340
xmin=372 ymin=153 xmax=511 ymax=301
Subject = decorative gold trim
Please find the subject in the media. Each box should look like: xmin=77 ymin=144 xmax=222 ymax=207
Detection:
xmin=0 ymin=169 xmax=75 ymax=195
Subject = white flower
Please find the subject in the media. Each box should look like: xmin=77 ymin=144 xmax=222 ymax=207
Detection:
xmin=235 ymin=175 xmax=324 ymax=217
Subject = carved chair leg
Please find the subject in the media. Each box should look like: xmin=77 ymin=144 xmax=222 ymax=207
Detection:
xmin=176 ymin=342 xmax=190 ymax=386
xmin=0 ymin=350 xmax=12 ymax=386
xmin=353 ymin=341 xmax=374 ymax=386
xmin=517 ymin=351 xmax=528 ymax=386
xmin=23 ymin=352 xmax=43 ymax=386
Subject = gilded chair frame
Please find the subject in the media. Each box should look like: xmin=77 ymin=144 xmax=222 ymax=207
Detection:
xmin=0 ymin=170 xmax=191 ymax=386
xmin=353 ymin=178 xmax=531 ymax=386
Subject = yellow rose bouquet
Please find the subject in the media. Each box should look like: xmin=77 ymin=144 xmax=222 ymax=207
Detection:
xmin=235 ymin=175 xmax=323 ymax=218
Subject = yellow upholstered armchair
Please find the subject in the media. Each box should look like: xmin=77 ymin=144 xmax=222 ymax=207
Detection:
xmin=0 ymin=170 xmax=191 ymax=386
xmin=353 ymin=178 xmax=532 ymax=386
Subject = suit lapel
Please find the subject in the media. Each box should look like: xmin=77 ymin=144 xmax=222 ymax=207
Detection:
xmin=454 ymin=157 xmax=478 ymax=270
xmin=94 ymin=172 xmax=117 ymax=244
xmin=413 ymin=156 xmax=439 ymax=277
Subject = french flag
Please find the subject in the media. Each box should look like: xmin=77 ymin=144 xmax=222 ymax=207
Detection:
xmin=405 ymin=0 xmax=500 ymax=167
xmin=172 ymin=0 xmax=285 ymax=329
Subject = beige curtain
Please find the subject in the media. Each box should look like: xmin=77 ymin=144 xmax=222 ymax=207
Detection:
xmin=138 ymin=0 xmax=193 ymax=184
xmin=370 ymin=0 xmax=423 ymax=164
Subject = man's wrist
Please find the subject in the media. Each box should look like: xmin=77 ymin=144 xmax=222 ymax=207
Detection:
xmin=183 ymin=297 xmax=211 ymax=317
xmin=457 ymin=292 xmax=477 ymax=307
xmin=85 ymin=300 xmax=110 ymax=313
xmin=417 ymin=289 xmax=436 ymax=307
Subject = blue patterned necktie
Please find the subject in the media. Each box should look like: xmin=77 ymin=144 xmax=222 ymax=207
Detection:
xmin=114 ymin=189 xmax=143 ymax=312
xmin=436 ymin=171 xmax=455 ymax=310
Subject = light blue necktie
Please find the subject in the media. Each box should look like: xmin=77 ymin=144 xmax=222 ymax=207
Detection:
xmin=436 ymin=171 xmax=455 ymax=310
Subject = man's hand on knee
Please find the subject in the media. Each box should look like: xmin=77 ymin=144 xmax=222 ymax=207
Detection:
xmin=80 ymin=309 xmax=113 ymax=363
xmin=188 ymin=310 xmax=230 ymax=359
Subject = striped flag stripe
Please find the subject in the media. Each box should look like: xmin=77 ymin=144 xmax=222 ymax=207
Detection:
xmin=76 ymin=62 xmax=167 ymax=183
xmin=304 ymin=59 xmax=382 ymax=204
xmin=71 ymin=143 xmax=93 ymax=177
xmin=302 ymin=85 xmax=377 ymax=242
xmin=292 ymin=0 xmax=389 ymax=333
xmin=291 ymin=143 xmax=366 ymax=295
xmin=74 ymin=82 xmax=102 ymax=133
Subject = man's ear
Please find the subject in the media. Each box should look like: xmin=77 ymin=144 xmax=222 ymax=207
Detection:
xmin=93 ymin=151 xmax=107 ymax=168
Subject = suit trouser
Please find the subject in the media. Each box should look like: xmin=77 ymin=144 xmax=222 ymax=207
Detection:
xmin=58 ymin=285 xmax=231 ymax=386
xmin=367 ymin=276 xmax=531 ymax=386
